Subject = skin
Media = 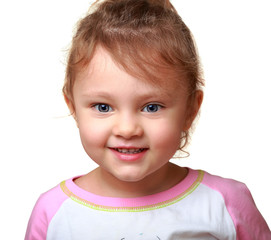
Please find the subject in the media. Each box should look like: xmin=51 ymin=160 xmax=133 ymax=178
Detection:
xmin=65 ymin=46 xmax=203 ymax=198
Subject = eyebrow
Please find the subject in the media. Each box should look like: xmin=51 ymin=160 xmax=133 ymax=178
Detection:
xmin=82 ymin=91 xmax=113 ymax=99
xmin=81 ymin=90 xmax=172 ymax=101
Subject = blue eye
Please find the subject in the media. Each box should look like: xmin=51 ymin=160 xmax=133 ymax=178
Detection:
xmin=94 ymin=104 xmax=112 ymax=113
xmin=142 ymin=104 xmax=162 ymax=113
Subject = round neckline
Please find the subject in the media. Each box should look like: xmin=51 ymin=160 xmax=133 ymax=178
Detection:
xmin=61 ymin=168 xmax=204 ymax=211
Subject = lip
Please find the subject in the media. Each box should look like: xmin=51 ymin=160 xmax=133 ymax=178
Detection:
xmin=109 ymin=147 xmax=148 ymax=162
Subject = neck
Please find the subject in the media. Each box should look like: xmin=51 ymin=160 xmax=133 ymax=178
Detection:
xmin=81 ymin=163 xmax=187 ymax=198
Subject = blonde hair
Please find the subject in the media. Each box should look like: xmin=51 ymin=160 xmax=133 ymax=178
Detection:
xmin=63 ymin=0 xmax=204 ymax=154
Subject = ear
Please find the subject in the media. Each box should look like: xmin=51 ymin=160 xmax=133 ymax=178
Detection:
xmin=64 ymin=94 xmax=78 ymax=126
xmin=184 ymin=90 xmax=203 ymax=131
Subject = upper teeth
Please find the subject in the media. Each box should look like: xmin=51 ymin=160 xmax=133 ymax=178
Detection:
xmin=115 ymin=148 xmax=144 ymax=154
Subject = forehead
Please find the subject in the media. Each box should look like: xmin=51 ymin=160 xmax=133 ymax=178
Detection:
xmin=75 ymin=46 xmax=188 ymax=97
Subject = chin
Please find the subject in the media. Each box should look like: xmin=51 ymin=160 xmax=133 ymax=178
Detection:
xmin=114 ymin=172 xmax=147 ymax=183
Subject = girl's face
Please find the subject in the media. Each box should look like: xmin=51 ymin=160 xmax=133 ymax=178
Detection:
xmin=69 ymin=47 xmax=198 ymax=187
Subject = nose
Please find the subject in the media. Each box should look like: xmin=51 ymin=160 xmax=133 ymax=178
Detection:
xmin=112 ymin=112 xmax=143 ymax=139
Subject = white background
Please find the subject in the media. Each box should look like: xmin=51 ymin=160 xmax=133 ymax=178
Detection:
xmin=0 ymin=0 xmax=270 ymax=238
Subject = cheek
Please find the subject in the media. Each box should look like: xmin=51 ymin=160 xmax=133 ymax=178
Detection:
xmin=77 ymin=118 xmax=109 ymax=148
xmin=147 ymin=119 xmax=183 ymax=150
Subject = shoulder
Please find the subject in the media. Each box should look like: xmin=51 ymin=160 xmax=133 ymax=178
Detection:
xmin=36 ymin=182 xmax=69 ymax=217
xmin=201 ymin=171 xmax=252 ymax=202
xmin=200 ymin=170 xmax=271 ymax=240
xmin=25 ymin=182 xmax=69 ymax=240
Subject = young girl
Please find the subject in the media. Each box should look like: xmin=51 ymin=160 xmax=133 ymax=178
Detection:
xmin=25 ymin=0 xmax=270 ymax=239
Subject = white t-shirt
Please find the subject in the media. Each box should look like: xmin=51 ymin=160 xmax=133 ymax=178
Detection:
xmin=25 ymin=168 xmax=271 ymax=239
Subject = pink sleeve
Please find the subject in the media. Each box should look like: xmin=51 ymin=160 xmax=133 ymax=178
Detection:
xmin=25 ymin=184 xmax=68 ymax=240
xmin=202 ymin=172 xmax=271 ymax=240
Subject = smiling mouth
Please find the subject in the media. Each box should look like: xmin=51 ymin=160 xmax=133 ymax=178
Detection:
xmin=113 ymin=148 xmax=145 ymax=154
